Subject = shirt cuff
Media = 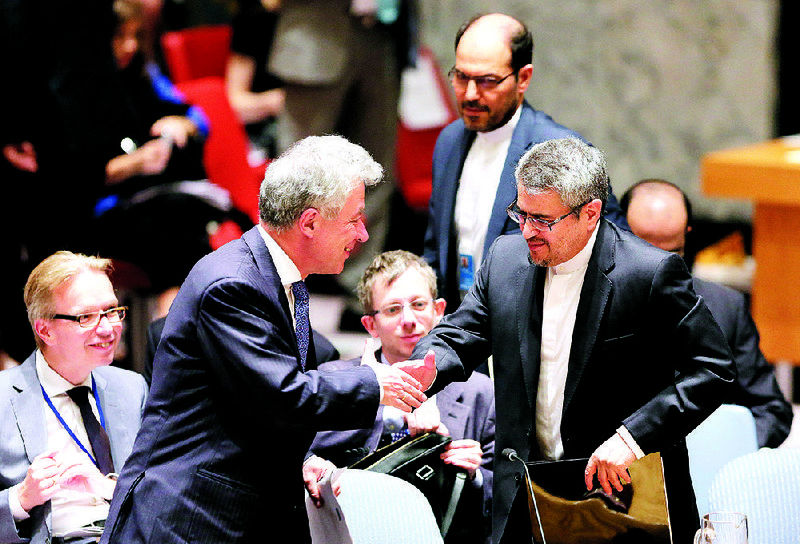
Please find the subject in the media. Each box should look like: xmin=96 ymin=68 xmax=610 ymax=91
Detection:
xmin=616 ymin=425 xmax=645 ymax=460
xmin=9 ymin=484 xmax=30 ymax=522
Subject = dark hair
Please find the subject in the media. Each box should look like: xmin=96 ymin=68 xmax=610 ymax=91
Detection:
xmin=620 ymin=179 xmax=693 ymax=226
xmin=455 ymin=14 xmax=533 ymax=72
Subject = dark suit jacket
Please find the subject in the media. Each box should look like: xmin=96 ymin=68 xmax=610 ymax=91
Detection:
xmin=423 ymin=101 xmax=628 ymax=309
xmin=413 ymin=220 xmax=736 ymax=544
xmin=143 ymin=316 xmax=341 ymax=386
xmin=0 ymin=354 xmax=148 ymax=544
xmin=101 ymin=227 xmax=381 ymax=544
xmin=310 ymin=355 xmax=495 ymax=543
xmin=693 ymin=278 xmax=793 ymax=447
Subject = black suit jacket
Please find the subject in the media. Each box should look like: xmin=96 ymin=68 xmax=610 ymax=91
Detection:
xmin=413 ymin=220 xmax=736 ymax=544
xmin=101 ymin=227 xmax=381 ymax=544
xmin=693 ymin=278 xmax=793 ymax=447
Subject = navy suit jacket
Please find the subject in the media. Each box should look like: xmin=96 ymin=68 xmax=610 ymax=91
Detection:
xmin=693 ymin=278 xmax=793 ymax=447
xmin=423 ymin=101 xmax=628 ymax=308
xmin=0 ymin=354 xmax=148 ymax=544
xmin=413 ymin=220 xmax=736 ymax=544
xmin=101 ymin=227 xmax=382 ymax=544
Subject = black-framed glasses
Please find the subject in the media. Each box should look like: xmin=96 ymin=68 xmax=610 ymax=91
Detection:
xmin=448 ymin=67 xmax=516 ymax=91
xmin=506 ymin=200 xmax=590 ymax=232
xmin=367 ymin=299 xmax=432 ymax=318
xmin=52 ymin=306 xmax=128 ymax=328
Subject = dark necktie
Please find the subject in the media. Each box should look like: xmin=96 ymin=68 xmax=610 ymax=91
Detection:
xmin=67 ymin=386 xmax=114 ymax=475
xmin=292 ymin=281 xmax=310 ymax=371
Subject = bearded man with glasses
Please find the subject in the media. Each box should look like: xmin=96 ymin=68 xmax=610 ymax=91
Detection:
xmin=0 ymin=251 xmax=148 ymax=544
xmin=410 ymin=138 xmax=736 ymax=544
xmin=424 ymin=13 xmax=628 ymax=315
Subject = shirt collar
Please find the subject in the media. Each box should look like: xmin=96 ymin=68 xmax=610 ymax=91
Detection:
xmin=551 ymin=222 xmax=600 ymax=276
xmin=474 ymin=103 xmax=522 ymax=146
xmin=257 ymin=224 xmax=302 ymax=287
xmin=36 ymin=350 xmax=92 ymax=397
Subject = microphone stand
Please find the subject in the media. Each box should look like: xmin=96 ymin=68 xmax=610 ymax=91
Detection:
xmin=504 ymin=448 xmax=547 ymax=544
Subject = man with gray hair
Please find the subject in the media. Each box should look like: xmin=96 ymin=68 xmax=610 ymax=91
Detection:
xmin=410 ymin=138 xmax=736 ymax=543
xmin=101 ymin=135 xmax=435 ymax=544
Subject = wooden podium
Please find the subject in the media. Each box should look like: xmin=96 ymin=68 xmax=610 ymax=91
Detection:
xmin=701 ymin=138 xmax=800 ymax=379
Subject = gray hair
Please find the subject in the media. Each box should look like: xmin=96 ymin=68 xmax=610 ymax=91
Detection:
xmin=514 ymin=138 xmax=608 ymax=209
xmin=258 ymin=135 xmax=384 ymax=230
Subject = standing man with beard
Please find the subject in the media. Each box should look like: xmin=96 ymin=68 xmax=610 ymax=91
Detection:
xmin=424 ymin=13 xmax=627 ymax=312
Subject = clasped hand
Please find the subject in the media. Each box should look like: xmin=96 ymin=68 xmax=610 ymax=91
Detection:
xmin=361 ymin=338 xmax=437 ymax=412
xmin=16 ymin=451 xmax=116 ymax=512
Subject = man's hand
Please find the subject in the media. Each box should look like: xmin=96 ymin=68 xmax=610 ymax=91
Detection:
xmin=394 ymin=350 xmax=437 ymax=392
xmin=362 ymin=339 xmax=427 ymax=412
xmin=405 ymin=399 xmax=447 ymax=436
xmin=56 ymin=453 xmax=116 ymax=500
xmin=15 ymin=452 xmax=63 ymax=512
xmin=584 ymin=433 xmax=636 ymax=495
xmin=302 ymin=456 xmax=339 ymax=509
xmin=440 ymin=439 xmax=483 ymax=479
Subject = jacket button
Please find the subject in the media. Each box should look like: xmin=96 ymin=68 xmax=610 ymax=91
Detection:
xmin=515 ymin=473 xmax=521 ymax=483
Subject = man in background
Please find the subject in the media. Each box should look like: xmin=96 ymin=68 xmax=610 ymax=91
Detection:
xmin=424 ymin=13 xmax=627 ymax=311
xmin=311 ymin=250 xmax=495 ymax=543
xmin=622 ymin=178 xmax=793 ymax=448
xmin=0 ymin=251 xmax=148 ymax=544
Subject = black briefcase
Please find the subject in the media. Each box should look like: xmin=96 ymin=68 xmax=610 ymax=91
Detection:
xmin=350 ymin=432 xmax=467 ymax=537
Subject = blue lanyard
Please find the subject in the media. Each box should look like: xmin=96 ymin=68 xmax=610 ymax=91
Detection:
xmin=40 ymin=375 xmax=107 ymax=470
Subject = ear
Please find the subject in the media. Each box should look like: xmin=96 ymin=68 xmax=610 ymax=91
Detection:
xmin=583 ymin=198 xmax=603 ymax=227
xmin=34 ymin=319 xmax=56 ymax=347
xmin=297 ymin=208 xmax=321 ymax=238
xmin=432 ymin=298 xmax=446 ymax=325
xmin=360 ymin=315 xmax=380 ymax=338
xmin=516 ymin=63 xmax=533 ymax=94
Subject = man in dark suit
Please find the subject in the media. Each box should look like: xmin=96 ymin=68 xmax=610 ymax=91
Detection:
xmin=622 ymin=178 xmax=793 ymax=448
xmin=0 ymin=251 xmax=148 ymax=544
xmin=310 ymin=250 xmax=495 ymax=544
xmin=423 ymin=13 xmax=627 ymax=311
xmin=100 ymin=135 xmax=434 ymax=544
xmin=410 ymin=138 xmax=735 ymax=544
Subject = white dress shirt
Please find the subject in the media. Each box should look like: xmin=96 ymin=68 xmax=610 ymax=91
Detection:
xmin=535 ymin=227 xmax=598 ymax=460
xmin=455 ymin=106 xmax=522 ymax=288
xmin=258 ymin=225 xmax=303 ymax=328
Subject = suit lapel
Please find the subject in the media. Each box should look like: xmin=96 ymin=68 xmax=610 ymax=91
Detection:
xmin=564 ymin=221 xmax=615 ymax=412
xmin=10 ymin=356 xmax=48 ymax=464
xmin=436 ymin=386 xmax=469 ymax=439
xmin=517 ymin=261 xmax=545 ymax=412
xmin=242 ymin=227 xmax=306 ymax=370
xmin=483 ymin=103 xmax=537 ymax=258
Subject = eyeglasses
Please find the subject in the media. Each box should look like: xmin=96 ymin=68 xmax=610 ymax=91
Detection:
xmin=52 ymin=306 xmax=128 ymax=328
xmin=506 ymin=200 xmax=590 ymax=232
xmin=368 ymin=299 xmax=432 ymax=318
xmin=448 ymin=67 xmax=516 ymax=91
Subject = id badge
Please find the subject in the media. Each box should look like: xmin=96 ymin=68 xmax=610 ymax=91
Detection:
xmin=458 ymin=254 xmax=474 ymax=292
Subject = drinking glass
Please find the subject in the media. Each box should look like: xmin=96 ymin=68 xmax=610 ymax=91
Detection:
xmin=693 ymin=512 xmax=748 ymax=544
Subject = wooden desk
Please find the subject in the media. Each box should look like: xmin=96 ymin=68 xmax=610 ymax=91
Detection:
xmin=701 ymin=139 xmax=800 ymax=371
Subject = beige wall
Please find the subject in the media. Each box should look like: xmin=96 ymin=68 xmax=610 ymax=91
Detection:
xmin=418 ymin=0 xmax=778 ymax=221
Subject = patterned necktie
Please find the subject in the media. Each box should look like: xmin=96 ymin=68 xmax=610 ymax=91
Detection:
xmin=292 ymin=281 xmax=310 ymax=371
xmin=67 ymin=386 xmax=115 ymax=474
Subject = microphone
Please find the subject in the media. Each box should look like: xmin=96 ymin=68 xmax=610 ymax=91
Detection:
xmin=504 ymin=449 xmax=547 ymax=544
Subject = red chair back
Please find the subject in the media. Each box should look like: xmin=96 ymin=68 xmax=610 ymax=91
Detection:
xmin=161 ymin=25 xmax=232 ymax=83
xmin=175 ymin=77 xmax=264 ymax=225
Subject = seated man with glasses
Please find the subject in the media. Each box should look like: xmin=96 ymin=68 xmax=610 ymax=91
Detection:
xmin=310 ymin=250 xmax=495 ymax=544
xmin=424 ymin=13 xmax=628 ymax=315
xmin=0 ymin=251 xmax=148 ymax=544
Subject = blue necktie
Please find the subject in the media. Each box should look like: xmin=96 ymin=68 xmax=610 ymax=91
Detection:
xmin=292 ymin=281 xmax=310 ymax=371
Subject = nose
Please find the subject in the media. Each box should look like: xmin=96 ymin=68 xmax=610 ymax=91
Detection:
xmin=400 ymin=303 xmax=417 ymax=324
xmin=464 ymin=79 xmax=480 ymax=100
xmin=356 ymin=218 xmax=369 ymax=243
xmin=95 ymin=314 xmax=116 ymax=335
xmin=521 ymin=219 xmax=543 ymax=238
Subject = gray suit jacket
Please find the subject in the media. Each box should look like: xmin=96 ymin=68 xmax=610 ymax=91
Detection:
xmin=0 ymin=354 xmax=148 ymax=544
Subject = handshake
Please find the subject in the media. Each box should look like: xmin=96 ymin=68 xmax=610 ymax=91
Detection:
xmin=360 ymin=338 xmax=438 ymax=412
